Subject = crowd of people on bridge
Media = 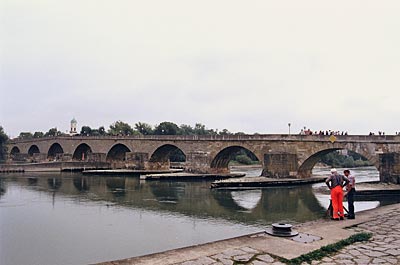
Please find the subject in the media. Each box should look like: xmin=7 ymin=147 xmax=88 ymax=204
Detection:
xmin=299 ymin=128 xmax=348 ymax=136
xmin=369 ymin=131 xmax=386 ymax=136
xmin=299 ymin=128 xmax=399 ymax=136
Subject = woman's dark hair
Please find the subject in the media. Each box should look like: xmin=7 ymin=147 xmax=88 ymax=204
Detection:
xmin=344 ymin=169 xmax=350 ymax=174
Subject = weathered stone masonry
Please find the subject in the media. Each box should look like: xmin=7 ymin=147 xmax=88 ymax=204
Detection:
xmin=6 ymin=135 xmax=400 ymax=182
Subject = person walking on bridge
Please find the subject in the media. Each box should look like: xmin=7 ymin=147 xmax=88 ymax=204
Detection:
xmin=326 ymin=168 xmax=349 ymax=220
xmin=344 ymin=169 xmax=356 ymax=219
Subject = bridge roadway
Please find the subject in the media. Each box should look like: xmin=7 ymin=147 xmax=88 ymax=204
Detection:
xmin=6 ymin=134 xmax=400 ymax=182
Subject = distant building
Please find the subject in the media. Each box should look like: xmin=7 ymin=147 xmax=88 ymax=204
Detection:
xmin=70 ymin=118 xmax=78 ymax=135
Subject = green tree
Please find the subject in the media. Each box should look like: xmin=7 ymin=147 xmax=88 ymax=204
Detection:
xmin=179 ymin=124 xmax=195 ymax=135
xmin=343 ymin=156 xmax=355 ymax=168
xmin=207 ymin=128 xmax=218 ymax=135
xmin=88 ymin=126 xmax=106 ymax=136
xmin=80 ymin=126 xmax=92 ymax=136
xmin=232 ymin=149 xmax=259 ymax=165
xmin=91 ymin=129 xmax=99 ymax=136
xmin=235 ymin=154 xmax=253 ymax=165
xmin=321 ymin=150 xmax=372 ymax=168
xmin=135 ymin=122 xmax=154 ymax=135
xmin=33 ymin=131 xmax=44 ymax=138
xmin=98 ymin=126 xmax=106 ymax=136
xmin=219 ymin=129 xmax=232 ymax=135
xmin=193 ymin=123 xmax=208 ymax=135
xmin=108 ymin=121 xmax=136 ymax=136
xmin=44 ymin=127 xmax=62 ymax=137
xmin=154 ymin=122 xmax=181 ymax=135
xmin=0 ymin=126 xmax=9 ymax=162
xmin=18 ymin=132 xmax=33 ymax=139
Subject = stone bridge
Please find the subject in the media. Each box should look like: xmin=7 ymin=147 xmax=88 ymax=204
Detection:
xmin=6 ymin=134 xmax=400 ymax=182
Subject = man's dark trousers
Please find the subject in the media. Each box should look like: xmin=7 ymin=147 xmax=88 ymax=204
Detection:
xmin=347 ymin=188 xmax=355 ymax=218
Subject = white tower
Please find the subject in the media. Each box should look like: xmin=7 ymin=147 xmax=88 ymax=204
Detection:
xmin=70 ymin=118 xmax=78 ymax=135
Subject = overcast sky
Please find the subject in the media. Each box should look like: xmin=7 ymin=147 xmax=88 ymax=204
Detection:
xmin=1 ymin=1 xmax=400 ymax=137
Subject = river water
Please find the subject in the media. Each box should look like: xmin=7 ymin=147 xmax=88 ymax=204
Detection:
xmin=0 ymin=167 xmax=398 ymax=265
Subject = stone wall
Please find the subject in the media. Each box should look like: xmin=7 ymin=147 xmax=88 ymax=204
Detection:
xmin=5 ymin=135 xmax=400 ymax=181
xmin=262 ymin=153 xmax=298 ymax=178
xmin=379 ymin=153 xmax=400 ymax=183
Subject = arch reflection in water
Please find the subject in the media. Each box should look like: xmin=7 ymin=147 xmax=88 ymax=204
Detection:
xmin=213 ymin=186 xmax=326 ymax=223
xmin=105 ymin=177 xmax=126 ymax=197
xmin=47 ymin=178 xmax=62 ymax=190
xmin=27 ymin=177 xmax=38 ymax=186
xmin=259 ymin=186 xmax=325 ymax=222
xmin=149 ymin=181 xmax=185 ymax=204
xmin=314 ymin=193 xmax=380 ymax=213
xmin=0 ymin=178 xmax=6 ymax=198
xmin=230 ymin=190 xmax=262 ymax=211
xmin=73 ymin=177 xmax=90 ymax=192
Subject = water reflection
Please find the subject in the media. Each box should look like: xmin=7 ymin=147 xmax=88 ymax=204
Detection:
xmin=149 ymin=181 xmax=185 ymax=203
xmin=1 ymin=174 xmax=330 ymax=224
xmin=231 ymin=190 xmax=262 ymax=210
xmin=27 ymin=177 xmax=38 ymax=186
xmin=106 ymin=177 xmax=126 ymax=197
xmin=73 ymin=177 xmax=90 ymax=192
xmin=1 ymin=173 xmax=393 ymax=224
xmin=0 ymin=178 xmax=5 ymax=198
xmin=1 ymin=167 xmax=398 ymax=265
xmin=47 ymin=177 xmax=62 ymax=190
xmin=212 ymin=186 xmax=326 ymax=223
xmin=314 ymin=193 xmax=381 ymax=213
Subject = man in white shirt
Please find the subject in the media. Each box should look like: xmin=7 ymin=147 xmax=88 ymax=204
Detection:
xmin=344 ymin=169 xmax=355 ymax=219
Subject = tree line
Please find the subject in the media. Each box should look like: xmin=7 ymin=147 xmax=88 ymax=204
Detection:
xmin=320 ymin=150 xmax=372 ymax=168
xmin=0 ymin=126 xmax=8 ymax=162
xmin=15 ymin=121 xmax=242 ymax=139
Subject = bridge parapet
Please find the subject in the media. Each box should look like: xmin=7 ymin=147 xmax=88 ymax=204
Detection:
xmin=8 ymin=134 xmax=400 ymax=144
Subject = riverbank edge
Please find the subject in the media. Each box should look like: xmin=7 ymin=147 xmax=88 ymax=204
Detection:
xmin=210 ymin=176 xmax=326 ymax=189
xmin=95 ymin=203 xmax=400 ymax=265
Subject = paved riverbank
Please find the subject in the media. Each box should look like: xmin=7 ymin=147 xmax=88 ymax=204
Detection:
xmin=97 ymin=203 xmax=400 ymax=265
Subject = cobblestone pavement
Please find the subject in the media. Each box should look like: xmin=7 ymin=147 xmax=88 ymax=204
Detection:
xmin=175 ymin=208 xmax=400 ymax=265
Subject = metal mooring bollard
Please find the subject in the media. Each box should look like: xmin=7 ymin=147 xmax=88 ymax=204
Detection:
xmin=265 ymin=223 xmax=299 ymax=237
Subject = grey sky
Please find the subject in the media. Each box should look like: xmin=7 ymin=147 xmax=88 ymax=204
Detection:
xmin=1 ymin=0 xmax=400 ymax=137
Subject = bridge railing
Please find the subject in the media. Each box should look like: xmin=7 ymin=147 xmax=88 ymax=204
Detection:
xmin=8 ymin=134 xmax=400 ymax=144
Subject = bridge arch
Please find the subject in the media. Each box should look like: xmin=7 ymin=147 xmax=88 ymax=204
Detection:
xmin=47 ymin=143 xmax=64 ymax=161
xmin=28 ymin=145 xmax=40 ymax=157
xmin=10 ymin=146 xmax=20 ymax=156
xmin=106 ymin=143 xmax=131 ymax=161
xmin=210 ymin=146 xmax=261 ymax=171
xmin=149 ymin=144 xmax=186 ymax=163
xmin=72 ymin=143 xmax=92 ymax=161
xmin=298 ymin=147 xmax=379 ymax=178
